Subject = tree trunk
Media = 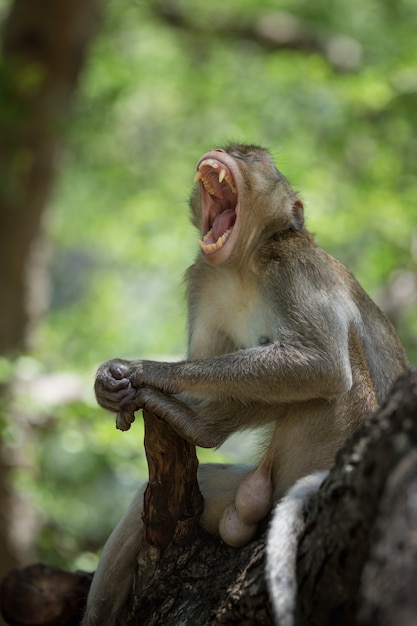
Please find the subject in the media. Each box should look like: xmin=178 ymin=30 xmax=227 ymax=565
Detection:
xmin=0 ymin=0 xmax=102 ymax=593
xmin=296 ymin=368 xmax=417 ymax=626
xmin=0 ymin=0 xmax=101 ymax=354
xmin=357 ymin=449 xmax=417 ymax=626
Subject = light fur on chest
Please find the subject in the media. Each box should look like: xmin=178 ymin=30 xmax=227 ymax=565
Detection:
xmin=189 ymin=270 xmax=276 ymax=358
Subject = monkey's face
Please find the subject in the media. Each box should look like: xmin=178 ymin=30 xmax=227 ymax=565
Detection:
xmin=190 ymin=144 xmax=304 ymax=266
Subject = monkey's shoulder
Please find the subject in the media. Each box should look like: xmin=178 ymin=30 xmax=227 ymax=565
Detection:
xmin=258 ymin=233 xmax=367 ymax=298
xmin=254 ymin=234 xmax=348 ymax=298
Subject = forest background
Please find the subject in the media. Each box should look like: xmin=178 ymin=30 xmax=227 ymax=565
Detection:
xmin=0 ymin=0 xmax=416 ymax=585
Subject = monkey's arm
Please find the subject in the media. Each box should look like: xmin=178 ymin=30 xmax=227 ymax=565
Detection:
xmin=115 ymin=387 xmax=282 ymax=446
xmin=96 ymin=333 xmax=352 ymax=411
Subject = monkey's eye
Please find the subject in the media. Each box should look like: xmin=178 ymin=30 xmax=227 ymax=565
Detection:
xmin=227 ymin=147 xmax=262 ymax=162
xmin=228 ymin=150 xmax=244 ymax=160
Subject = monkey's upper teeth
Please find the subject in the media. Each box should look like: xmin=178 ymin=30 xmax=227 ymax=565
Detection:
xmin=202 ymin=178 xmax=217 ymax=195
xmin=199 ymin=158 xmax=219 ymax=169
xmin=194 ymin=159 xmax=237 ymax=194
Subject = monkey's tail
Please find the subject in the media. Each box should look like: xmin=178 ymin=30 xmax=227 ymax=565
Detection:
xmin=266 ymin=471 xmax=328 ymax=626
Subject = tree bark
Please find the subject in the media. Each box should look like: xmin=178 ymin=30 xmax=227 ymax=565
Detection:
xmin=0 ymin=564 xmax=92 ymax=626
xmin=357 ymin=449 xmax=417 ymax=626
xmin=0 ymin=0 xmax=101 ymax=354
xmin=141 ymin=408 xmax=203 ymax=550
xmin=296 ymin=368 xmax=417 ymax=626
xmin=0 ymin=0 xmax=102 ymax=594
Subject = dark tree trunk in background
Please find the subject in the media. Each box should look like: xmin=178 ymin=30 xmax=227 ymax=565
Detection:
xmin=0 ymin=0 xmax=101 ymax=353
xmin=0 ymin=0 xmax=102 ymax=591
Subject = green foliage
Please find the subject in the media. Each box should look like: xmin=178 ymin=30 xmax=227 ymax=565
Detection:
xmin=5 ymin=0 xmax=417 ymax=566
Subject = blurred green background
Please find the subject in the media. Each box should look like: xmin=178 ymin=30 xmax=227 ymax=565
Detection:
xmin=1 ymin=0 xmax=416 ymax=575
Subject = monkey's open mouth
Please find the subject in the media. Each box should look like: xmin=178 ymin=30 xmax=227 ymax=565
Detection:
xmin=194 ymin=157 xmax=238 ymax=255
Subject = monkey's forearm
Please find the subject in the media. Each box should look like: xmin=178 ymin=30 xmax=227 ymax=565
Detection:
xmin=116 ymin=387 xmax=270 ymax=446
xmin=128 ymin=343 xmax=352 ymax=403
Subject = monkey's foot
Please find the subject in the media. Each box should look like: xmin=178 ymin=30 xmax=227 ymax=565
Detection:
xmin=235 ymin=464 xmax=273 ymax=525
xmin=217 ymin=463 xmax=274 ymax=547
xmin=218 ymin=503 xmax=257 ymax=548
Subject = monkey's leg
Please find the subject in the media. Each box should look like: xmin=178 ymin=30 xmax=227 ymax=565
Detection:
xmin=81 ymin=463 xmax=253 ymax=626
xmin=81 ymin=485 xmax=146 ymax=626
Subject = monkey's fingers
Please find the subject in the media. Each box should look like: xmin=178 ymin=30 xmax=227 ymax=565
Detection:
xmin=116 ymin=405 xmax=137 ymax=431
xmin=109 ymin=361 xmax=130 ymax=380
xmin=96 ymin=384 xmax=136 ymax=413
xmin=95 ymin=373 xmax=130 ymax=396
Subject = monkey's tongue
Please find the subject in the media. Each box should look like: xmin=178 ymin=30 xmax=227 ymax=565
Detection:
xmin=212 ymin=209 xmax=236 ymax=241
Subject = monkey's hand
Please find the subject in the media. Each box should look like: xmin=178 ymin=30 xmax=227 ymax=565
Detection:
xmin=95 ymin=359 xmax=139 ymax=413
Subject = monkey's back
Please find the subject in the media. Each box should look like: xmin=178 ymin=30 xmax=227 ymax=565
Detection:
xmin=258 ymin=231 xmax=408 ymax=406
xmin=345 ymin=269 xmax=408 ymax=404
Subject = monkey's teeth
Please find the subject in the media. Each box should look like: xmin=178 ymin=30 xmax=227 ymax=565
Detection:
xmin=195 ymin=159 xmax=237 ymax=195
xmin=202 ymin=178 xmax=216 ymax=195
xmin=226 ymin=176 xmax=237 ymax=193
xmin=199 ymin=158 xmax=219 ymax=169
xmin=198 ymin=227 xmax=233 ymax=255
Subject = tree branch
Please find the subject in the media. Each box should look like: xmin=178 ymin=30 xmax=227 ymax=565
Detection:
xmin=150 ymin=0 xmax=362 ymax=72
xmin=142 ymin=408 xmax=203 ymax=551
xmin=0 ymin=0 xmax=102 ymax=354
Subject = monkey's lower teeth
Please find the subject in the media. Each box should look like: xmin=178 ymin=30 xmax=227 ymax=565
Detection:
xmin=198 ymin=228 xmax=233 ymax=254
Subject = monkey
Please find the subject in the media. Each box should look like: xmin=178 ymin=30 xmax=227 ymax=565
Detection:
xmin=82 ymin=144 xmax=408 ymax=625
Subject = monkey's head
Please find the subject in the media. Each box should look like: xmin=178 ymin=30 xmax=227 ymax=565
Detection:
xmin=190 ymin=144 xmax=304 ymax=266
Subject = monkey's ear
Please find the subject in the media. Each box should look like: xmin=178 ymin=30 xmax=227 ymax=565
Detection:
xmin=290 ymin=198 xmax=304 ymax=232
